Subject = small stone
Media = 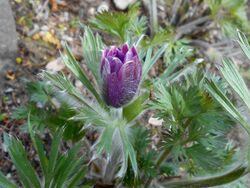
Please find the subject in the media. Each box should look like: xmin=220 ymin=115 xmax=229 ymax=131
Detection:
xmin=51 ymin=98 xmax=61 ymax=109
xmin=113 ymin=0 xmax=137 ymax=10
xmin=41 ymin=25 xmax=49 ymax=31
xmin=75 ymin=80 xmax=83 ymax=89
xmin=6 ymin=174 xmax=11 ymax=178
xmin=148 ymin=117 xmax=163 ymax=126
xmin=97 ymin=2 xmax=109 ymax=13
xmin=88 ymin=7 xmax=95 ymax=16
xmin=16 ymin=98 xmax=21 ymax=104
xmin=4 ymin=87 xmax=13 ymax=93
xmin=62 ymin=35 xmax=73 ymax=42
xmin=64 ymin=12 xmax=69 ymax=22
xmin=16 ymin=57 xmax=22 ymax=64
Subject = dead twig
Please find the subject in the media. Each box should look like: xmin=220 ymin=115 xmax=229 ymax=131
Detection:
xmin=170 ymin=0 xmax=182 ymax=25
xmin=176 ymin=16 xmax=211 ymax=40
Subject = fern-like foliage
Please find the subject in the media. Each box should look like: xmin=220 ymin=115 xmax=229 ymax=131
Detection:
xmin=149 ymin=72 xmax=236 ymax=175
xmin=12 ymin=80 xmax=86 ymax=141
xmin=90 ymin=3 xmax=146 ymax=43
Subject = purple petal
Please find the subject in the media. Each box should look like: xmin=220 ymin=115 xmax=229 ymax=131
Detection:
xmin=117 ymin=49 xmax=125 ymax=62
xmin=118 ymin=61 xmax=136 ymax=81
xmin=124 ymin=49 xmax=134 ymax=63
xmin=103 ymin=49 xmax=109 ymax=57
xmin=100 ymin=44 xmax=142 ymax=108
xmin=118 ymin=61 xmax=140 ymax=104
xmin=132 ymin=56 xmax=142 ymax=79
xmin=100 ymin=58 xmax=110 ymax=78
xmin=131 ymin=45 xmax=138 ymax=57
xmin=107 ymin=46 xmax=117 ymax=57
xmin=106 ymin=73 xmax=123 ymax=107
xmin=121 ymin=43 xmax=129 ymax=54
xmin=109 ymin=57 xmax=123 ymax=74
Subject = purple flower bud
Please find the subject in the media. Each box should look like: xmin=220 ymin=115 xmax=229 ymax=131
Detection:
xmin=100 ymin=44 xmax=142 ymax=108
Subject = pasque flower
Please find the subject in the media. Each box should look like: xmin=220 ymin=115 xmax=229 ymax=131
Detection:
xmin=100 ymin=44 xmax=142 ymax=108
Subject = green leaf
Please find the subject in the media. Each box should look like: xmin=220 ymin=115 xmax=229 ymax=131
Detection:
xmin=67 ymin=165 xmax=87 ymax=188
xmin=237 ymin=31 xmax=250 ymax=60
xmin=90 ymin=4 xmax=139 ymax=42
xmin=96 ymin=125 xmax=116 ymax=155
xmin=205 ymin=79 xmax=250 ymax=134
xmin=25 ymin=81 xmax=50 ymax=104
xmin=220 ymin=58 xmax=250 ymax=112
xmin=142 ymin=29 xmax=173 ymax=47
xmin=119 ymin=127 xmax=138 ymax=176
xmin=42 ymin=71 xmax=94 ymax=110
xmin=72 ymin=105 xmax=108 ymax=127
xmin=11 ymin=106 xmax=29 ymax=120
xmin=123 ymin=91 xmax=149 ymax=122
xmin=161 ymin=46 xmax=193 ymax=80
xmin=3 ymin=134 xmax=41 ymax=188
xmin=142 ymin=44 xmax=168 ymax=81
xmin=62 ymin=44 xmax=104 ymax=107
xmin=81 ymin=26 xmax=104 ymax=84
xmin=54 ymin=144 xmax=84 ymax=188
xmin=28 ymin=113 xmax=48 ymax=178
xmin=0 ymin=171 xmax=18 ymax=188
xmin=45 ymin=128 xmax=63 ymax=188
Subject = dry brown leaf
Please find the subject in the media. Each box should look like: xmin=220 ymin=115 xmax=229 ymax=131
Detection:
xmin=32 ymin=33 xmax=41 ymax=40
xmin=50 ymin=0 xmax=58 ymax=12
xmin=42 ymin=31 xmax=61 ymax=49
xmin=16 ymin=57 xmax=23 ymax=64
xmin=6 ymin=70 xmax=16 ymax=80
xmin=46 ymin=57 xmax=65 ymax=72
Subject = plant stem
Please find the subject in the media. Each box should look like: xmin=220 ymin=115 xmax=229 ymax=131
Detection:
xmin=149 ymin=0 xmax=158 ymax=36
xmin=145 ymin=146 xmax=173 ymax=188
xmin=162 ymin=163 xmax=249 ymax=187
xmin=155 ymin=147 xmax=172 ymax=168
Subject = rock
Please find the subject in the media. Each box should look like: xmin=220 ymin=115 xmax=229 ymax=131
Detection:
xmin=61 ymin=35 xmax=73 ymax=42
xmin=0 ymin=0 xmax=18 ymax=58
xmin=113 ymin=0 xmax=137 ymax=10
xmin=148 ymin=117 xmax=164 ymax=126
xmin=88 ymin=7 xmax=96 ymax=16
xmin=0 ymin=0 xmax=18 ymax=92
xmin=41 ymin=25 xmax=49 ymax=31
xmin=97 ymin=2 xmax=109 ymax=13
xmin=4 ymin=88 xmax=14 ymax=94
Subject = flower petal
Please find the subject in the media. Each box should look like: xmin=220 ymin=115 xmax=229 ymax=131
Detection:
xmin=106 ymin=73 xmax=123 ymax=107
xmin=131 ymin=45 xmax=138 ymax=57
xmin=101 ymin=58 xmax=111 ymax=78
xmin=109 ymin=57 xmax=123 ymax=74
xmin=118 ymin=61 xmax=140 ymax=105
xmin=124 ymin=49 xmax=134 ymax=63
xmin=100 ymin=44 xmax=142 ymax=108
xmin=107 ymin=46 xmax=117 ymax=57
